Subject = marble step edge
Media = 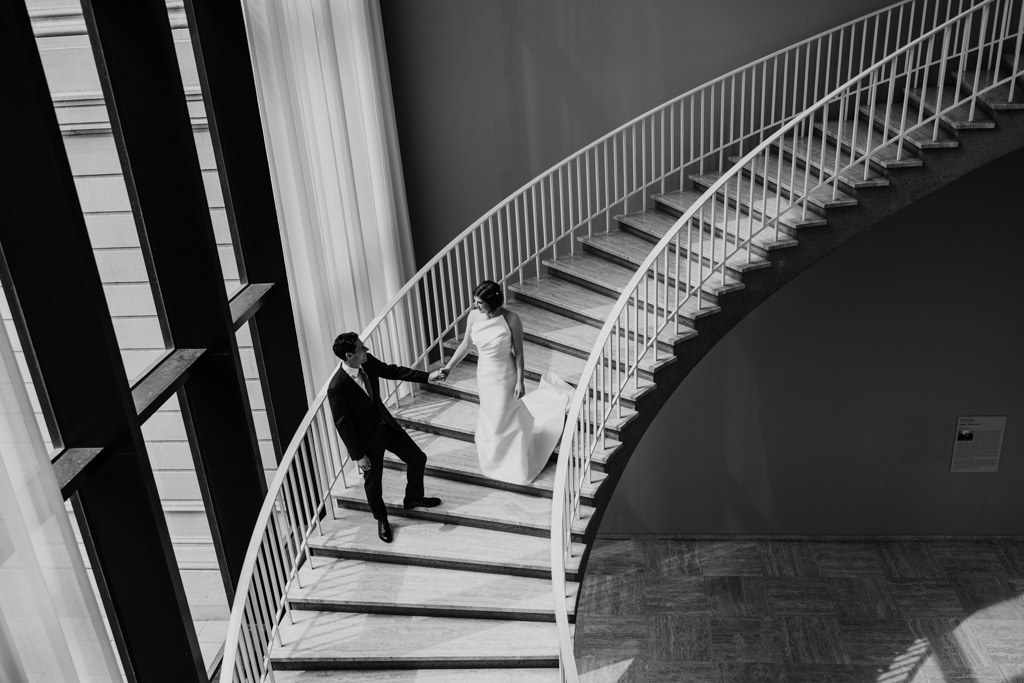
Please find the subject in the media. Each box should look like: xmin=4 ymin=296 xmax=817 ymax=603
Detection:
xmin=814 ymin=119 xmax=925 ymax=169
xmin=307 ymin=536 xmax=585 ymax=583
xmin=421 ymin=353 xmax=657 ymax=411
xmin=657 ymin=186 xmax=813 ymax=245
xmin=688 ymin=175 xmax=823 ymax=239
xmin=770 ymin=131 xmax=892 ymax=190
xmin=380 ymin=449 xmax=606 ymax=505
xmin=439 ymin=338 xmax=658 ymax=405
xmin=905 ymin=86 xmax=997 ymax=130
xmin=609 ymin=213 xmax=774 ymax=278
xmin=271 ymin=670 xmax=562 ymax=682
xmin=582 ymin=223 xmax=770 ymax=279
xmin=509 ymin=276 xmax=706 ymax=347
xmin=959 ymin=69 xmax=1024 ymax=110
xmin=331 ymin=484 xmax=595 ymax=541
xmin=494 ymin=301 xmax=679 ymax=379
xmin=726 ymin=154 xmax=859 ymax=210
xmin=542 ymin=254 xmax=743 ymax=315
xmin=858 ymin=103 xmax=960 ymax=150
xmin=270 ymin=653 xmax=560 ymax=671
xmin=395 ymin=399 xmax=638 ymax=452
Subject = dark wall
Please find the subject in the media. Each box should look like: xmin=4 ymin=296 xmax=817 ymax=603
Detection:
xmin=602 ymin=147 xmax=1024 ymax=535
xmin=381 ymin=0 xmax=894 ymax=262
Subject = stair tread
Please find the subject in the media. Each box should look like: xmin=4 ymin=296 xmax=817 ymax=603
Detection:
xmin=730 ymin=152 xmax=858 ymax=209
xmin=290 ymin=559 xmax=579 ymax=617
xmin=584 ymin=225 xmax=765 ymax=280
xmin=274 ymin=670 xmax=561 ymax=682
xmin=387 ymin=431 xmax=606 ymax=502
xmin=427 ymin=349 xmax=653 ymax=407
xmin=332 ymin=471 xmax=595 ymax=538
xmin=775 ymin=129 xmax=890 ymax=187
xmin=511 ymin=277 xmax=707 ymax=345
xmin=506 ymin=300 xmax=677 ymax=376
xmin=688 ymin=174 xmax=826 ymax=231
xmin=394 ymin=392 xmax=623 ymax=463
xmin=817 ymin=117 xmax=923 ymax=169
xmin=865 ymin=101 xmax=959 ymax=148
xmin=547 ymin=250 xmax=741 ymax=302
xmin=444 ymin=337 xmax=587 ymax=386
xmin=653 ymin=190 xmax=803 ymax=250
xmin=906 ymin=85 xmax=996 ymax=129
xmin=310 ymin=510 xmax=584 ymax=576
xmin=961 ymin=69 xmax=1024 ymax=110
xmin=273 ymin=612 xmax=561 ymax=664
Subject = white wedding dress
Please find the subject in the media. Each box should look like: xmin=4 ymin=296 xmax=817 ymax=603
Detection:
xmin=472 ymin=314 xmax=573 ymax=485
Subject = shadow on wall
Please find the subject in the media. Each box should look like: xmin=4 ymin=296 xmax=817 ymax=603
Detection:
xmin=601 ymin=145 xmax=1024 ymax=537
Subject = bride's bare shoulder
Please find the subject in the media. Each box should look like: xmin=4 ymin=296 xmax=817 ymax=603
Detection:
xmin=501 ymin=308 xmax=522 ymax=330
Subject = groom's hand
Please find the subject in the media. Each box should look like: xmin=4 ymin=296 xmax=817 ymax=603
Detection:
xmin=353 ymin=457 xmax=371 ymax=475
xmin=428 ymin=369 xmax=446 ymax=382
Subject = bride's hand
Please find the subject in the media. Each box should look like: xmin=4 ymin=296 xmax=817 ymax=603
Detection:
xmin=513 ymin=381 xmax=525 ymax=400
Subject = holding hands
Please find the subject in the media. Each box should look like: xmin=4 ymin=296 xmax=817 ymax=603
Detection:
xmin=428 ymin=368 xmax=447 ymax=382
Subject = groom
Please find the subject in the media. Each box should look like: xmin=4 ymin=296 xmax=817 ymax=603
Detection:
xmin=328 ymin=332 xmax=445 ymax=543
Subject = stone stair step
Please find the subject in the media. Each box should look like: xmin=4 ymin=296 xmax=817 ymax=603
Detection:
xmin=272 ymin=611 xmax=563 ymax=669
xmin=582 ymin=225 xmax=765 ymax=285
xmin=687 ymin=174 xmax=825 ymax=235
xmin=510 ymin=277 xmax=705 ymax=355
xmin=545 ymin=250 xmax=740 ymax=309
xmin=309 ymin=510 xmax=585 ymax=580
xmin=444 ymin=337 xmax=586 ymax=386
xmin=289 ymin=559 xmax=579 ymax=622
xmin=332 ymin=472 xmax=595 ymax=540
xmin=392 ymin=392 xmax=623 ymax=470
xmin=274 ymin=669 xmax=561 ymax=682
xmin=960 ymin=69 xmax=1024 ymax=110
xmin=440 ymin=334 xmax=655 ymax=408
xmin=423 ymin=354 xmax=652 ymax=412
xmin=651 ymin=190 xmax=804 ymax=253
xmin=774 ymin=128 xmax=890 ymax=189
xmin=906 ymin=84 xmax=996 ymax=130
xmin=506 ymin=300 xmax=677 ymax=380
xmin=817 ymin=117 xmax=924 ymax=169
xmin=729 ymin=152 xmax=859 ymax=209
xmin=385 ymin=431 xmax=606 ymax=505
xmin=862 ymin=100 xmax=960 ymax=149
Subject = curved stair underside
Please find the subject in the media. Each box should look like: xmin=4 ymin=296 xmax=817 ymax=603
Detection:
xmin=268 ymin=63 xmax=1024 ymax=679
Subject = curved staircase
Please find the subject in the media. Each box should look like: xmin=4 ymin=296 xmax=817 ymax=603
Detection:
xmin=221 ymin=1 xmax=1024 ymax=680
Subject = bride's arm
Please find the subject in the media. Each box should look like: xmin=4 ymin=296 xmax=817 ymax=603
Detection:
xmin=440 ymin=310 xmax=476 ymax=378
xmin=507 ymin=311 xmax=526 ymax=399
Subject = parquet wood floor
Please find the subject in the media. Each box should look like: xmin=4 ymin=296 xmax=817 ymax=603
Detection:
xmin=574 ymin=538 xmax=1024 ymax=682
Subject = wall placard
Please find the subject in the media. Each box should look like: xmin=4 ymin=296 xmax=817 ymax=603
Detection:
xmin=949 ymin=416 xmax=1006 ymax=473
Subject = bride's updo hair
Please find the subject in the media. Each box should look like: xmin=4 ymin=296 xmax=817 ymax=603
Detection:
xmin=473 ymin=280 xmax=503 ymax=311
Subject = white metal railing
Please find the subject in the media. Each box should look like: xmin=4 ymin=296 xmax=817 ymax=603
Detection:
xmin=219 ymin=0 xmax=1024 ymax=678
xmin=550 ymin=0 xmax=1023 ymax=680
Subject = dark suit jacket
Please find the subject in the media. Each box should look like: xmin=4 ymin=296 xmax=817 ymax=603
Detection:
xmin=327 ymin=354 xmax=428 ymax=461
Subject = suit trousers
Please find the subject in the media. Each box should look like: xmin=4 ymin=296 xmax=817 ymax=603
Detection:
xmin=362 ymin=425 xmax=426 ymax=521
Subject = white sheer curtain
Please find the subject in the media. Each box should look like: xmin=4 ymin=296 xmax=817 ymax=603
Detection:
xmin=0 ymin=321 xmax=121 ymax=682
xmin=242 ymin=0 xmax=417 ymax=396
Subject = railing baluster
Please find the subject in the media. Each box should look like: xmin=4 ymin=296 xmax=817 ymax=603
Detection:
xmin=934 ymin=26 xmax=952 ymax=142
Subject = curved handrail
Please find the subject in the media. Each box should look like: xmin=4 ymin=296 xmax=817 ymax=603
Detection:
xmin=218 ymin=0 xmax=1012 ymax=678
xmin=549 ymin=0 xmax=1022 ymax=679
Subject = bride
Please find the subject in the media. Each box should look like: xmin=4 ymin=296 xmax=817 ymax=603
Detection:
xmin=438 ymin=281 xmax=572 ymax=485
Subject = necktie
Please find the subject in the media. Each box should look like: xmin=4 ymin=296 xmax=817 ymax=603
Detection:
xmin=356 ymin=369 xmax=371 ymax=397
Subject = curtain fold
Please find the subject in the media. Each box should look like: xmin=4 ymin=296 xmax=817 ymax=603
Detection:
xmin=0 ymin=317 xmax=121 ymax=682
xmin=241 ymin=0 xmax=417 ymax=397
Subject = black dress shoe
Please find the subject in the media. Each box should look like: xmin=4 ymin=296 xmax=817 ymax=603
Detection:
xmin=403 ymin=496 xmax=442 ymax=510
xmin=377 ymin=519 xmax=393 ymax=543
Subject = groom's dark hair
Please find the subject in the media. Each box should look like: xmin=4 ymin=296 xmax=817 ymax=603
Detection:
xmin=333 ymin=332 xmax=360 ymax=360
xmin=473 ymin=280 xmax=503 ymax=310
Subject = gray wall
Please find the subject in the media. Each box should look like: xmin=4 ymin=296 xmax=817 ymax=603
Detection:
xmin=381 ymin=0 xmax=894 ymax=262
xmin=602 ymin=147 xmax=1024 ymax=535
xmin=381 ymin=1 xmax=1023 ymax=535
